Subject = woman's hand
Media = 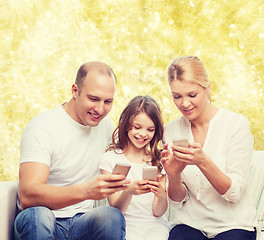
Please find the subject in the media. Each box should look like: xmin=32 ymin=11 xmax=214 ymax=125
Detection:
xmin=161 ymin=144 xmax=186 ymax=177
xmin=171 ymin=142 xmax=209 ymax=168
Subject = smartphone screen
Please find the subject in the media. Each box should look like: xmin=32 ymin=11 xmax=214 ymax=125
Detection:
xmin=142 ymin=167 xmax=158 ymax=180
xmin=112 ymin=163 xmax=131 ymax=177
xmin=173 ymin=138 xmax=189 ymax=148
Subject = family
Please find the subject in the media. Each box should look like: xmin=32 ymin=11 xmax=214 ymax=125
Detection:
xmin=14 ymin=56 xmax=257 ymax=240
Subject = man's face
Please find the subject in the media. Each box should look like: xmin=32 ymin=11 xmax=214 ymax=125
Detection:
xmin=72 ymin=70 xmax=115 ymax=127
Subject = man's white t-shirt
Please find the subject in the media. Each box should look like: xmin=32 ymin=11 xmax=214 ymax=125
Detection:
xmin=19 ymin=105 xmax=114 ymax=217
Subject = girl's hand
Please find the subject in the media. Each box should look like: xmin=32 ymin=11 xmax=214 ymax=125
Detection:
xmin=148 ymin=175 xmax=166 ymax=200
xmin=151 ymin=175 xmax=168 ymax=217
xmin=127 ymin=180 xmax=151 ymax=195
xmin=171 ymin=142 xmax=209 ymax=168
xmin=161 ymin=144 xmax=186 ymax=176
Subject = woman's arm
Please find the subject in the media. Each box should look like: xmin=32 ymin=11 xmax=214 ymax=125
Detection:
xmin=161 ymin=144 xmax=187 ymax=202
xmin=195 ymin=148 xmax=232 ymax=195
xmin=173 ymin=144 xmax=232 ymax=195
xmin=221 ymin=117 xmax=253 ymax=202
xmin=172 ymin=117 xmax=253 ymax=202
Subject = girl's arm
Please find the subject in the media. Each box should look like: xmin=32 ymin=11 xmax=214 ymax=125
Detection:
xmin=100 ymin=169 xmax=132 ymax=214
xmin=150 ymin=175 xmax=168 ymax=217
xmin=107 ymin=189 xmax=133 ymax=214
xmin=100 ymin=169 xmax=150 ymax=214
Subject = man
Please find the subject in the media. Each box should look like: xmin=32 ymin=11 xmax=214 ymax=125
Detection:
xmin=14 ymin=61 xmax=130 ymax=240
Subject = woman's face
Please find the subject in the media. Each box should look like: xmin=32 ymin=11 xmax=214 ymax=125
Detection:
xmin=169 ymin=80 xmax=210 ymax=122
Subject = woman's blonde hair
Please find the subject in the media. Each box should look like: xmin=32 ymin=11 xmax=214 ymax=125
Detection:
xmin=167 ymin=56 xmax=211 ymax=101
xmin=167 ymin=56 xmax=210 ymax=86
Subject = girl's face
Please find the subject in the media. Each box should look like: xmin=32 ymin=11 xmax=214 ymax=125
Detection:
xmin=127 ymin=112 xmax=156 ymax=149
xmin=169 ymin=80 xmax=210 ymax=122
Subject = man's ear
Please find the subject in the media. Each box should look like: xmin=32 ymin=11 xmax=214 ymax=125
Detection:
xmin=72 ymin=83 xmax=78 ymax=99
xmin=206 ymin=81 xmax=211 ymax=103
xmin=207 ymin=81 xmax=211 ymax=91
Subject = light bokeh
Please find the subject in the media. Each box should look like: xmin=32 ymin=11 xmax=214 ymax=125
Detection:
xmin=1 ymin=0 xmax=264 ymax=180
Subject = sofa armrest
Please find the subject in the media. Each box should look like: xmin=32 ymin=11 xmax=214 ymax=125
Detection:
xmin=0 ymin=181 xmax=19 ymax=240
xmin=251 ymin=151 xmax=264 ymax=232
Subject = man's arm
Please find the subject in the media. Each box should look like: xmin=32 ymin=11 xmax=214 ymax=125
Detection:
xmin=19 ymin=162 xmax=130 ymax=210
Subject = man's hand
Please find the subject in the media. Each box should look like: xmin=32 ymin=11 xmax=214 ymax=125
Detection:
xmin=82 ymin=174 xmax=130 ymax=200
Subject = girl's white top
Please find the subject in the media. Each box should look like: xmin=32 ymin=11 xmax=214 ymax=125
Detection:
xmin=100 ymin=149 xmax=168 ymax=225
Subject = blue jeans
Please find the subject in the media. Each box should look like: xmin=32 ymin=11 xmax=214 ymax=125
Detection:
xmin=14 ymin=206 xmax=126 ymax=240
xmin=169 ymin=224 xmax=256 ymax=240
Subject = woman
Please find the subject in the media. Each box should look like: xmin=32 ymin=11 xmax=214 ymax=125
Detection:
xmin=162 ymin=56 xmax=257 ymax=240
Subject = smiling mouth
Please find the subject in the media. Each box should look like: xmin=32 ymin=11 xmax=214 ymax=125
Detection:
xmin=89 ymin=112 xmax=100 ymax=119
xmin=135 ymin=136 xmax=148 ymax=143
xmin=182 ymin=108 xmax=194 ymax=114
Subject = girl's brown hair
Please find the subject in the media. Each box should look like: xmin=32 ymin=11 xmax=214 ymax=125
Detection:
xmin=108 ymin=95 xmax=164 ymax=172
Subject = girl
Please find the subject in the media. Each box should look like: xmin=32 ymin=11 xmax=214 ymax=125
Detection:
xmin=162 ymin=56 xmax=257 ymax=240
xmin=100 ymin=95 xmax=170 ymax=240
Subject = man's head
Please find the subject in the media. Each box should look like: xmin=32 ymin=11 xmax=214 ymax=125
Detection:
xmin=70 ymin=61 xmax=116 ymax=127
xmin=75 ymin=61 xmax=116 ymax=94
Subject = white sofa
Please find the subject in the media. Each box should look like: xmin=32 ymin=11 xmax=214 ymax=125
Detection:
xmin=1 ymin=151 xmax=263 ymax=240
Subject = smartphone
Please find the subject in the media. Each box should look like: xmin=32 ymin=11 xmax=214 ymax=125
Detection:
xmin=142 ymin=166 xmax=158 ymax=181
xmin=173 ymin=138 xmax=189 ymax=148
xmin=112 ymin=163 xmax=131 ymax=177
